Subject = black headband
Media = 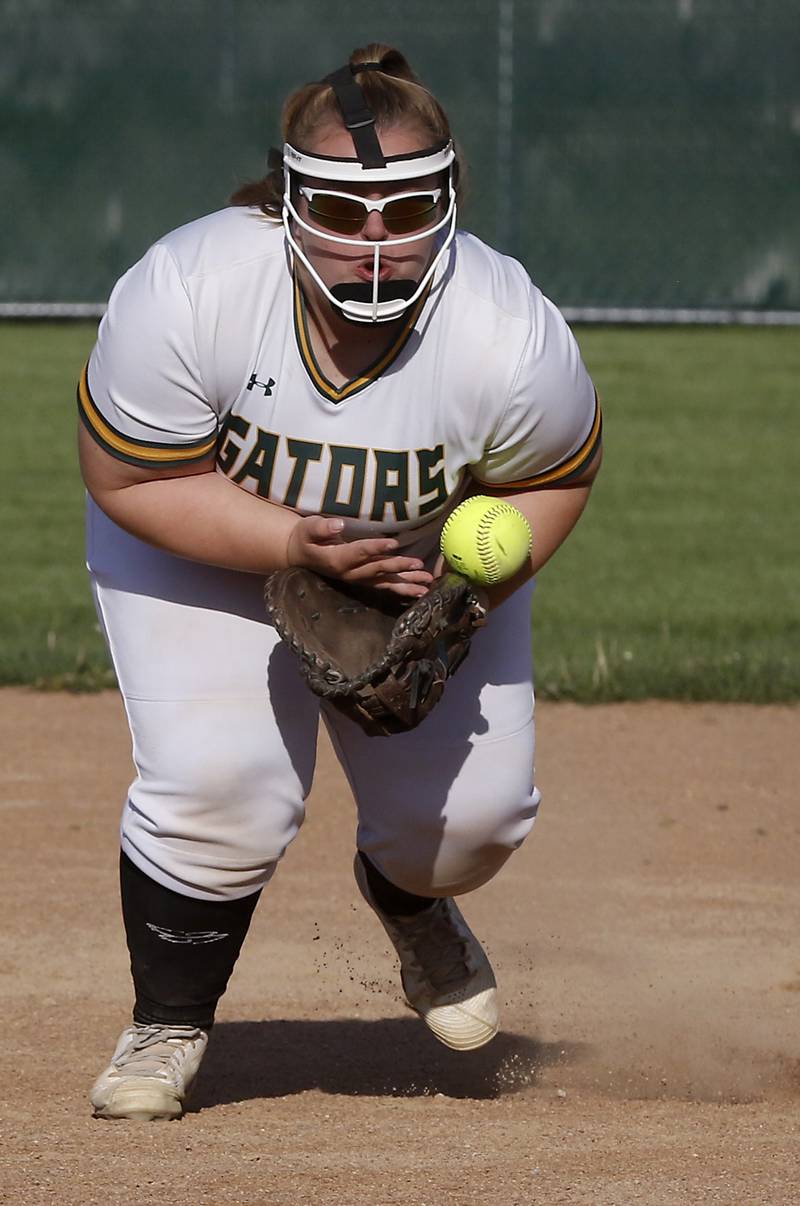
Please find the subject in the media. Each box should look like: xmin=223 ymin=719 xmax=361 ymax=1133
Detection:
xmin=322 ymin=63 xmax=387 ymax=170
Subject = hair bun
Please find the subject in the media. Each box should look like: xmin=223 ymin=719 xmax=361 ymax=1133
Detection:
xmin=350 ymin=44 xmax=416 ymax=83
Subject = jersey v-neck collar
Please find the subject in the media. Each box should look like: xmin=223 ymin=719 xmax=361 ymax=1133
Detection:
xmin=292 ymin=274 xmax=429 ymax=404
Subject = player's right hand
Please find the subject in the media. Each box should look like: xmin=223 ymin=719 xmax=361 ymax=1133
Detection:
xmin=285 ymin=515 xmax=434 ymax=598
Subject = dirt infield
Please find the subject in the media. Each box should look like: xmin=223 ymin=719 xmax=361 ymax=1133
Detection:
xmin=0 ymin=690 xmax=797 ymax=1205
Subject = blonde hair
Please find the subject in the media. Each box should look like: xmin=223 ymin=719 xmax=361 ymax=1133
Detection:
xmin=230 ymin=44 xmax=463 ymax=215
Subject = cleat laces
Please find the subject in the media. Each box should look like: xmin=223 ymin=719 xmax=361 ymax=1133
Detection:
xmin=394 ymin=904 xmax=473 ymax=994
xmin=110 ymin=1025 xmax=204 ymax=1082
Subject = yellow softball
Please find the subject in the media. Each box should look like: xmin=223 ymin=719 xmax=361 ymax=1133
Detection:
xmin=440 ymin=495 xmax=532 ymax=585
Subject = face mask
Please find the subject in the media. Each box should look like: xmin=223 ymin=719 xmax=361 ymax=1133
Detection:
xmin=283 ymin=140 xmax=457 ymax=323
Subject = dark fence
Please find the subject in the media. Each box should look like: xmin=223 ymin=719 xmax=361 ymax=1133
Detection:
xmin=2 ymin=0 xmax=798 ymax=312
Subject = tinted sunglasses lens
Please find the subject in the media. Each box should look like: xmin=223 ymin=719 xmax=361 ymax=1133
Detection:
xmin=383 ymin=196 xmax=439 ymax=234
xmin=306 ymin=195 xmax=366 ymax=234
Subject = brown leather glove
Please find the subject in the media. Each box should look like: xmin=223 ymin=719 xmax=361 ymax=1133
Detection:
xmin=265 ymin=569 xmax=488 ymax=736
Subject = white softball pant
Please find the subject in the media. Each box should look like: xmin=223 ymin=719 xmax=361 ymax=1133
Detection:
xmin=87 ymin=497 xmax=541 ymax=902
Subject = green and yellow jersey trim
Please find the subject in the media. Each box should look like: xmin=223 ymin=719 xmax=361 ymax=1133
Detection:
xmin=475 ymin=393 xmax=603 ymax=493
xmin=77 ymin=363 xmax=217 ymax=468
xmin=293 ymin=275 xmax=429 ymax=404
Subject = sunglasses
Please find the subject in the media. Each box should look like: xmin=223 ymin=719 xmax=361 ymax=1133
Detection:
xmin=298 ymin=186 xmax=443 ymax=236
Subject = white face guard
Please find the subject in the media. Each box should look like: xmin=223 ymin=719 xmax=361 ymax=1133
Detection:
xmin=282 ymin=140 xmax=457 ymax=323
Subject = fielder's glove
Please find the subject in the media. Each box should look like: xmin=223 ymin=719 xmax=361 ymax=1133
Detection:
xmin=265 ymin=568 xmax=488 ymax=736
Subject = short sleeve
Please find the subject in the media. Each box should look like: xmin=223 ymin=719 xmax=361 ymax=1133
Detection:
xmin=78 ymin=241 xmax=218 ymax=468
xmin=471 ymin=287 xmax=601 ymax=490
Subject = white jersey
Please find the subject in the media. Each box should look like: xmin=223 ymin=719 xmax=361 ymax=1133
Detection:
xmin=80 ymin=207 xmax=600 ymax=557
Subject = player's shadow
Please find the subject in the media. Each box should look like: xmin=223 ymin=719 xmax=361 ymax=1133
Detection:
xmin=189 ymin=1017 xmax=589 ymax=1110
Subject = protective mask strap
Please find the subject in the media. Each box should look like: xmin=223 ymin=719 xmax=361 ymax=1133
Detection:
xmin=322 ymin=64 xmax=386 ymax=169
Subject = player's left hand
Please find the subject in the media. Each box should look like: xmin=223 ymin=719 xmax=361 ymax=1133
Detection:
xmin=266 ymin=567 xmax=488 ymax=736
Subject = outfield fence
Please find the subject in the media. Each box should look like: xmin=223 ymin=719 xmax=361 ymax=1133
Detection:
xmin=2 ymin=0 xmax=799 ymax=319
xmin=3 ymin=304 xmax=800 ymax=326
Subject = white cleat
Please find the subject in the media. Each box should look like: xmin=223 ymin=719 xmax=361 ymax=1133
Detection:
xmin=354 ymin=855 xmax=498 ymax=1051
xmin=90 ymin=1024 xmax=209 ymax=1121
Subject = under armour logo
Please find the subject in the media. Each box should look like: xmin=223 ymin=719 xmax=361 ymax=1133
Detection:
xmin=247 ymin=371 xmax=276 ymax=395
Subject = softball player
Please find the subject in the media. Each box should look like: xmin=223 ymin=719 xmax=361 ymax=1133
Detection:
xmin=80 ymin=44 xmax=602 ymax=1120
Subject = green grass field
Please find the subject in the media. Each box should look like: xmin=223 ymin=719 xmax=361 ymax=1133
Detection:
xmin=1 ymin=322 xmax=797 ymax=700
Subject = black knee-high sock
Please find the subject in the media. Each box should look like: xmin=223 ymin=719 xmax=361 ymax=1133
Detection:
xmin=120 ymin=852 xmax=260 ymax=1030
xmin=358 ymin=851 xmax=437 ymax=917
